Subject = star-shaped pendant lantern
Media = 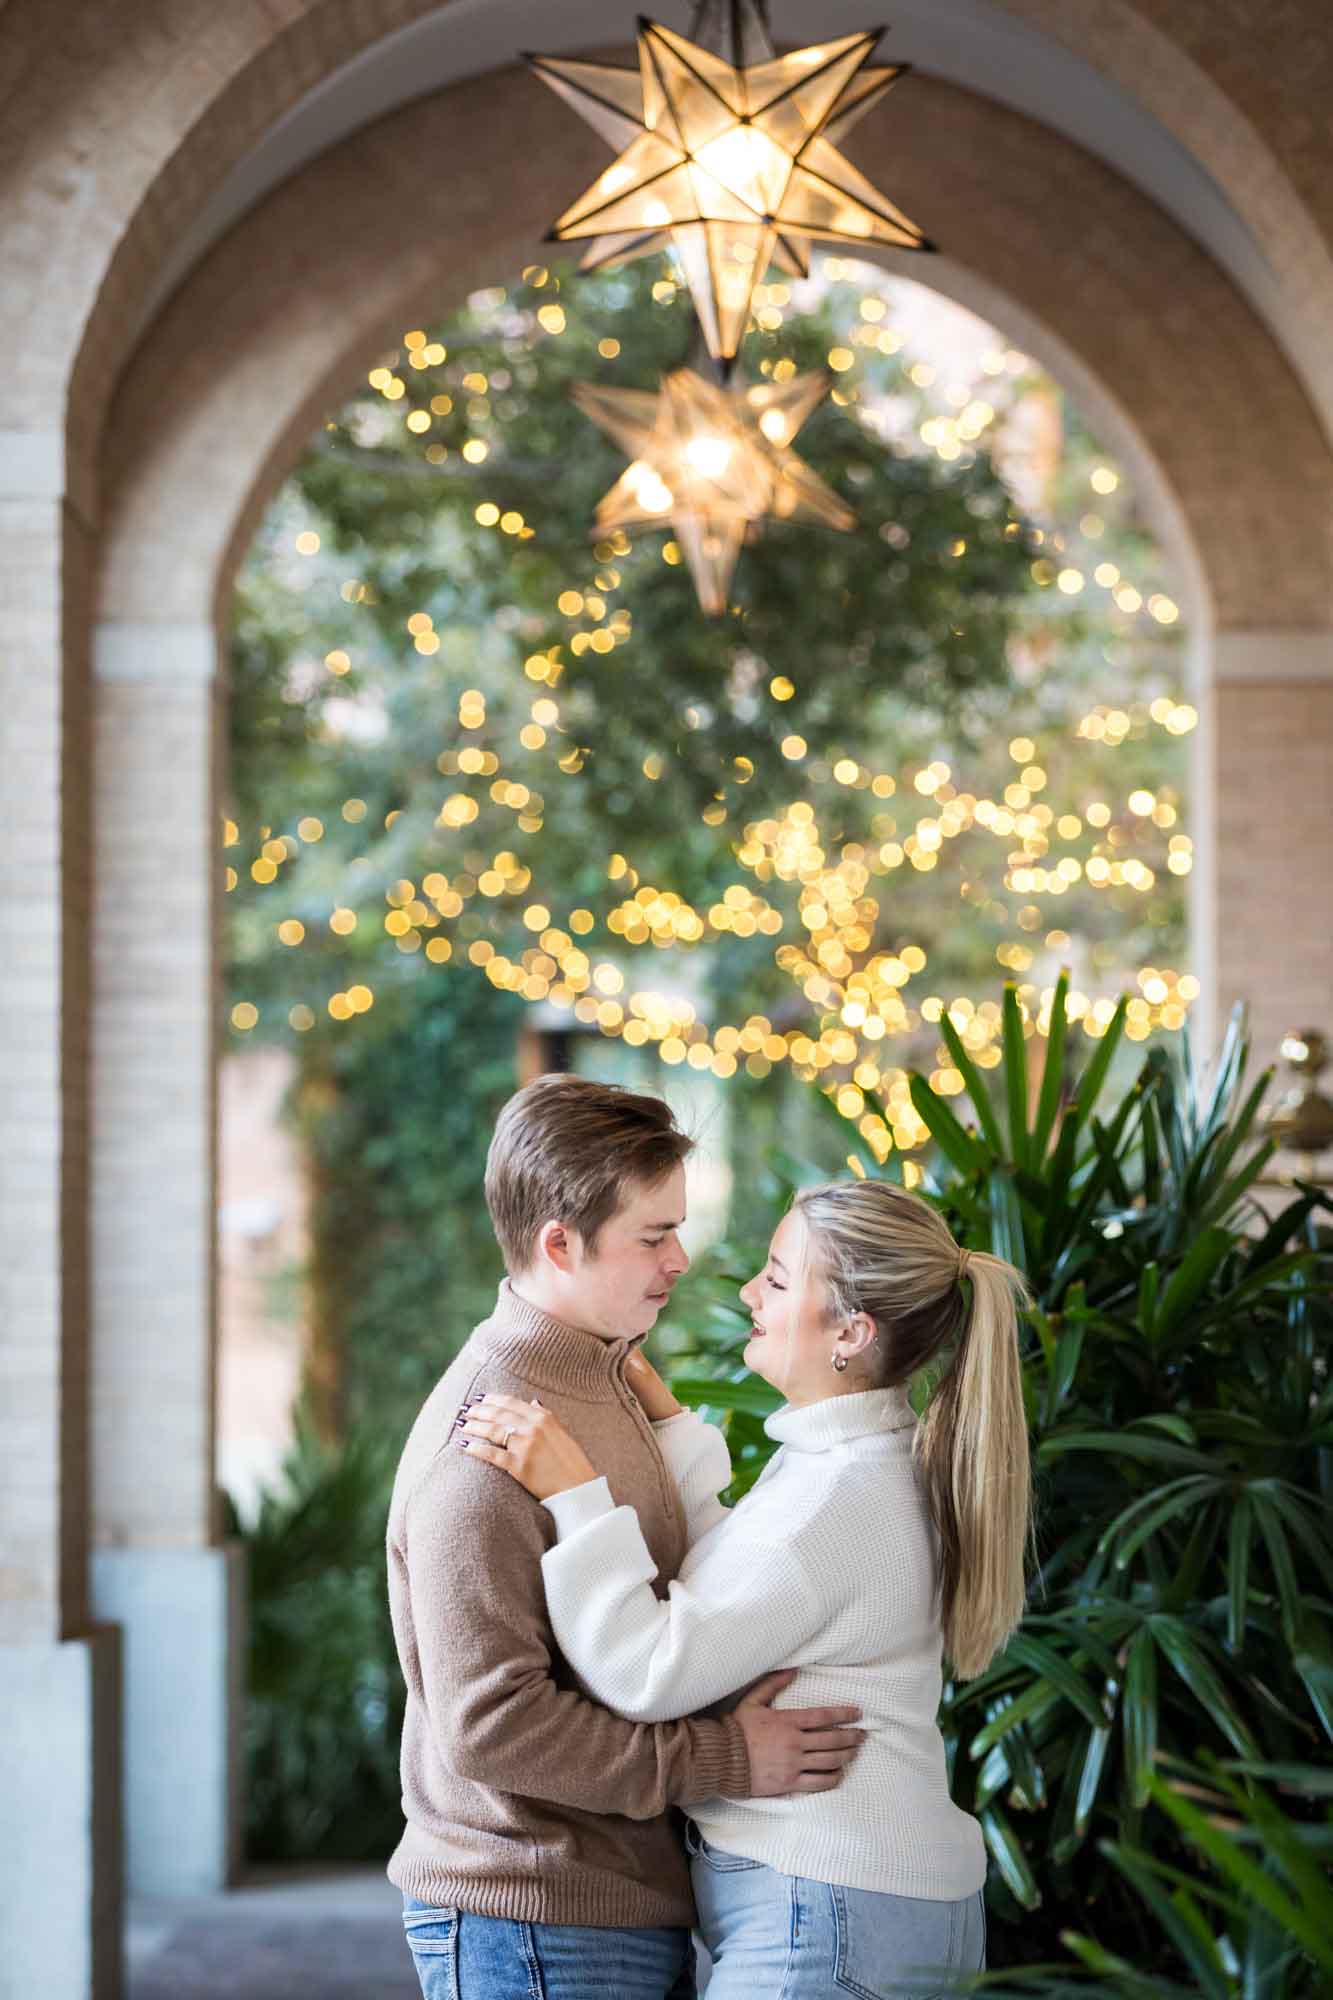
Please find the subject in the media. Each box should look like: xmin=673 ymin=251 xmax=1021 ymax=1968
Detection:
xmin=573 ymin=364 xmax=854 ymax=614
xmin=529 ymin=4 xmax=933 ymax=364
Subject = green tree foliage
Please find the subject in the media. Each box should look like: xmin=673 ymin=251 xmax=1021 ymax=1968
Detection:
xmin=226 ymin=257 xmax=1195 ymax=1442
xmin=228 ymin=258 xmax=1041 ymax=1033
xmin=226 ymin=255 xmax=1047 ymax=1439
xmin=229 ymin=256 xmax=1193 ymax=1041
xmin=293 ymin=971 xmax=522 ymax=1441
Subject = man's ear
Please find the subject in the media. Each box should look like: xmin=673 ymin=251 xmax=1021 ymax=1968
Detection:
xmin=536 ymin=1218 xmax=576 ymax=1275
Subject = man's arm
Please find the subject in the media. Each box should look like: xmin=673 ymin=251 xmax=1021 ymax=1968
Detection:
xmin=405 ymin=1448 xmax=747 ymax=1817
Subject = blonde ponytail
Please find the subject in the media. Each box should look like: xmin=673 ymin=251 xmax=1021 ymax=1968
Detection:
xmin=914 ymin=1250 xmax=1031 ymax=1678
xmin=793 ymin=1184 xmax=1032 ymax=1680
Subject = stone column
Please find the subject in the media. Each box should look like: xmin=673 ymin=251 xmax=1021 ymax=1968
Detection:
xmin=0 ymin=431 xmax=122 ymax=1997
xmin=89 ymin=620 xmax=243 ymax=1898
xmin=1211 ymin=631 xmax=1333 ymax=1068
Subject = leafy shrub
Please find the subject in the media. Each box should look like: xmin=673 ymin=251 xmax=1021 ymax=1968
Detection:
xmin=663 ymin=986 xmax=1333 ymax=1988
xmin=234 ymin=985 xmax=1330 ymax=1988
xmin=232 ymin=1415 xmax=404 ymax=1862
xmin=977 ymin=1757 xmax=1333 ymax=1998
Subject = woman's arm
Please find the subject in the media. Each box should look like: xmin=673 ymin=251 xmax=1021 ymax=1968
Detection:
xmin=624 ymin=1348 xmax=734 ymax=1544
xmin=460 ymin=1366 xmax=735 ymax=1549
xmin=537 ymin=1483 xmax=833 ymax=1721
xmin=453 ymin=1398 xmax=868 ymax=1758
xmin=456 ymin=1393 xmax=830 ymax=1720
xmin=650 ymin=1410 xmax=734 ymax=1545
xmin=402 ymin=1448 xmax=754 ymax=1811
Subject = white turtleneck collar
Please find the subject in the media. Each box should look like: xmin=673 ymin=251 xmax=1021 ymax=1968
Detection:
xmin=764 ymin=1385 xmax=917 ymax=1453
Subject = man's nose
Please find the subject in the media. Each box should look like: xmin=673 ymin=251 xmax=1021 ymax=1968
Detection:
xmin=664 ymin=1235 xmax=689 ymax=1276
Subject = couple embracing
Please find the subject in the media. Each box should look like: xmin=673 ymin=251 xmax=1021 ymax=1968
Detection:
xmin=387 ymin=1072 xmax=1031 ymax=1998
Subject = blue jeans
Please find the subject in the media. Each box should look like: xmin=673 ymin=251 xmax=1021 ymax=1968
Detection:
xmin=685 ymin=1823 xmax=985 ymax=1999
xmin=401 ymin=1896 xmax=696 ymax=1999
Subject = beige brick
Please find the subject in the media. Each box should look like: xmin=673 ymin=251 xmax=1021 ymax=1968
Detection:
xmin=0 ymin=498 xmax=91 ymax=1645
xmin=1215 ymin=678 xmax=1333 ymax=1063
xmin=91 ymin=654 xmax=220 ymax=1550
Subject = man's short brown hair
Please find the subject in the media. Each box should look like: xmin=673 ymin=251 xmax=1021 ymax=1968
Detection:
xmin=485 ymin=1073 xmax=694 ymax=1273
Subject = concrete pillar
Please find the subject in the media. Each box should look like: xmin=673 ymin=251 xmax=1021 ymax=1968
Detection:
xmin=91 ymin=1546 xmax=244 ymax=1896
xmin=0 ymin=1627 xmax=123 ymax=2000
xmin=89 ymin=621 xmax=242 ymax=1896
xmin=0 ymin=430 xmax=122 ymax=1996
xmin=1212 ymin=632 xmax=1333 ymax=1067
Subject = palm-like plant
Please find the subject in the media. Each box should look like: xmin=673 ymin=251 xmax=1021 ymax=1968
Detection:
xmin=662 ymin=983 xmax=1333 ymax=1980
xmin=978 ymin=1759 xmax=1333 ymax=1999
xmin=235 ymin=1413 xmax=405 ymax=1860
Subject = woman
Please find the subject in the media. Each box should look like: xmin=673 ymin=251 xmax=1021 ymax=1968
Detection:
xmin=457 ymin=1179 xmax=1031 ymax=1998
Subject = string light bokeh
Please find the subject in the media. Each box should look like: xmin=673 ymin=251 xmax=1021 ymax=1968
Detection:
xmin=226 ymin=254 xmax=1196 ymax=1168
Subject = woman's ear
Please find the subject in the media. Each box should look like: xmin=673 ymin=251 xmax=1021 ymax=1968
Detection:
xmin=837 ymin=1310 xmax=879 ymax=1360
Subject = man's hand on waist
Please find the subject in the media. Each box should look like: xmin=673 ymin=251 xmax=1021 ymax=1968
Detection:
xmin=734 ymin=1670 xmax=866 ymax=1796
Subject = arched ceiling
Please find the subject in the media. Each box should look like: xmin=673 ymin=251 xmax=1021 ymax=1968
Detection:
xmin=135 ymin=0 xmax=1309 ymax=425
xmin=98 ymin=63 xmax=1333 ymax=642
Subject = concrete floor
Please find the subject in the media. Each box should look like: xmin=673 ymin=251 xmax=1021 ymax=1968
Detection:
xmin=128 ymin=1868 xmax=419 ymax=2000
xmin=128 ymin=1867 xmax=716 ymax=1997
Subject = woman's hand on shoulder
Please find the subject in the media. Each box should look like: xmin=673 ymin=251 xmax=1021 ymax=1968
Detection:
xmin=623 ymin=1345 xmax=683 ymax=1422
xmin=456 ymin=1392 xmax=598 ymax=1501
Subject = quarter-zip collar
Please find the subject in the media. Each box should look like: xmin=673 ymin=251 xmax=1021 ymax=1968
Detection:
xmin=475 ymin=1279 xmax=629 ymax=1398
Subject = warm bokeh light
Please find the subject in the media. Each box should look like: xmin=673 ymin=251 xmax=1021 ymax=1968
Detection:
xmin=228 ymin=253 xmax=1198 ymax=1162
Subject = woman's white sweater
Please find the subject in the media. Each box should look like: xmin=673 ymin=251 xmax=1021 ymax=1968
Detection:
xmin=541 ymin=1388 xmax=987 ymax=1899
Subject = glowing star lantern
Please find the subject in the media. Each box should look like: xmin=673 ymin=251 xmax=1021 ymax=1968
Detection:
xmin=573 ymin=365 xmax=855 ymax=614
xmin=528 ymin=4 xmax=933 ymax=363
xmin=529 ymin=1 xmax=814 ymax=314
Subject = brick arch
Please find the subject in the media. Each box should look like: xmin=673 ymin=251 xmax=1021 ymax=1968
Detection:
xmin=5 ymin=14 xmax=1333 ymax=1984
xmin=0 ymin=0 xmax=453 ymax=470
xmin=90 ymin=68 xmax=1333 ymax=1351
xmin=97 ymin=66 xmax=1333 ymax=636
xmin=998 ymin=0 xmax=1333 ymax=430
xmin=3 ymin=0 xmax=1333 ymax=494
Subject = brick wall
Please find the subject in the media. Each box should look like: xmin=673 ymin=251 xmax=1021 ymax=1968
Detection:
xmin=0 ymin=488 xmax=93 ymax=1643
xmin=1216 ymin=675 xmax=1333 ymax=1061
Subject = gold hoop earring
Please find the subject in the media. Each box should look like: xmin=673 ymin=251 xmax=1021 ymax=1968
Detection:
xmin=831 ymin=1352 xmax=849 ymax=1372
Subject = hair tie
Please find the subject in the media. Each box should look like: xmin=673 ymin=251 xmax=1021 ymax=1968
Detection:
xmin=958 ymin=1247 xmax=972 ymax=1283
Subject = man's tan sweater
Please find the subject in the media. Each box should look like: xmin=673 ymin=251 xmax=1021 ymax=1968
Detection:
xmin=386 ymin=1281 xmax=752 ymax=1926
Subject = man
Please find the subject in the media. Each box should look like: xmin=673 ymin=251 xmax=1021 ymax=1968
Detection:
xmin=387 ymin=1072 xmax=865 ymax=1998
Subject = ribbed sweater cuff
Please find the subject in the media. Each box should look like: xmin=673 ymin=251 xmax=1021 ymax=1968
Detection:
xmin=684 ymin=1714 xmax=751 ymax=1805
xmin=542 ymin=1475 xmax=614 ymax=1538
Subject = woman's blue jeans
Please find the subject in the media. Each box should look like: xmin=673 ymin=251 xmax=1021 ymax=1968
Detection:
xmin=686 ymin=1822 xmax=986 ymax=1999
xmin=401 ymin=1896 xmax=696 ymax=1999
